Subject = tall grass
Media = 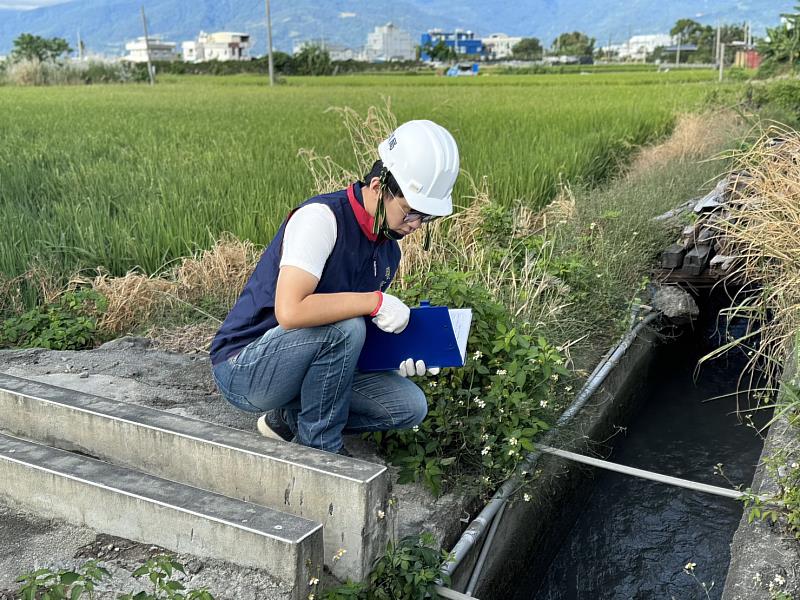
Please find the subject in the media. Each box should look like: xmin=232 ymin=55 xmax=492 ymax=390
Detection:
xmin=0 ymin=72 xmax=726 ymax=290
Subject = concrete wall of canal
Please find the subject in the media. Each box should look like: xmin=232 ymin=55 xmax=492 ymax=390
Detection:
xmin=453 ymin=326 xmax=661 ymax=597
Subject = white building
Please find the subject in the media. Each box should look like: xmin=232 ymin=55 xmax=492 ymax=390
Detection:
xmin=364 ymin=22 xmax=415 ymax=62
xmin=124 ymin=36 xmax=179 ymax=62
xmin=182 ymin=31 xmax=251 ymax=62
xmin=326 ymin=44 xmax=360 ymax=62
xmin=602 ymin=34 xmax=674 ymax=61
xmin=482 ymin=33 xmax=523 ymax=59
xmin=292 ymin=39 xmax=360 ymax=61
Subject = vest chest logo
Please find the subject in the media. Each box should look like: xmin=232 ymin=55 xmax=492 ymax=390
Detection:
xmin=379 ymin=266 xmax=392 ymax=290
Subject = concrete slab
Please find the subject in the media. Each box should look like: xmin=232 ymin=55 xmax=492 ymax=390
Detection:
xmin=0 ymin=433 xmax=322 ymax=599
xmin=0 ymin=372 xmax=389 ymax=581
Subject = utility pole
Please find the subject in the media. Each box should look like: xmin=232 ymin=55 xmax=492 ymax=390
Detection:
xmin=719 ymin=43 xmax=725 ymax=82
xmin=77 ymin=29 xmax=84 ymax=60
xmin=714 ymin=24 xmax=720 ymax=64
xmin=675 ymin=33 xmax=681 ymax=66
xmin=140 ymin=6 xmax=155 ymax=85
xmin=265 ymin=0 xmax=275 ymax=86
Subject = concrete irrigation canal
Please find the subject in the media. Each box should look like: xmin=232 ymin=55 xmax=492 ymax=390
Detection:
xmin=526 ymin=304 xmax=770 ymax=600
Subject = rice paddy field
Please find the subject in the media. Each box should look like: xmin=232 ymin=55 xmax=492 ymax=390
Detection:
xmin=0 ymin=70 xmax=728 ymax=281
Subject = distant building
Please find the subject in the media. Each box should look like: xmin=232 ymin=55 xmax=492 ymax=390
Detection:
xmin=482 ymin=33 xmax=522 ymax=60
xmin=420 ymin=29 xmax=482 ymax=61
xmin=734 ymin=49 xmax=761 ymax=69
xmin=327 ymin=44 xmax=360 ymax=62
xmin=364 ymin=23 xmax=415 ymax=62
xmin=601 ymin=34 xmax=673 ymax=61
xmin=182 ymin=31 xmax=251 ymax=62
xmin=292 ymin=39 xmax=360 ymax=61
xmin=124 ymin=36 xmax=179 ymax=62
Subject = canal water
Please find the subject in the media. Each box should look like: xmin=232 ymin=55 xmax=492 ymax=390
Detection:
xmin=526 ymin=327 xmax=770 ymax=600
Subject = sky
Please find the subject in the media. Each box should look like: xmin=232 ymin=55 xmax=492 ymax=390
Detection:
xmin=0 ymin=0 xmax=68 ymax=8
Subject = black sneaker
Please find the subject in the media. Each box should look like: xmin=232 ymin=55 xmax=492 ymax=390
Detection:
xmin=256 ymin=410 xmax=294 ymax=442
xmin=336 ymin=445 xmax=353 ymax=457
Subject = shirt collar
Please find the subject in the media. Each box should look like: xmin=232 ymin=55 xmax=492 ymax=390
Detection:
xmin=347 ymin=182 xmax=379 ymax=242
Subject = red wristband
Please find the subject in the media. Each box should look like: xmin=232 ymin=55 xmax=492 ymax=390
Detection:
xmin=369 ymin=291 xmax=383 ymax=317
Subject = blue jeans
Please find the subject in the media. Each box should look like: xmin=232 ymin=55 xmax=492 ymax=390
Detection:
xmin=211 ymin=317 xmax=428 ymax=453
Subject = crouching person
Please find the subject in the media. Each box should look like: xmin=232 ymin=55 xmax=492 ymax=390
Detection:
xmin=209 ymin=120 xmax=460 ymax=455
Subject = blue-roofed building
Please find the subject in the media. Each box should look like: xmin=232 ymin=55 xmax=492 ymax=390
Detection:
xmin=420 ymin=29 xmax=483 ymax=61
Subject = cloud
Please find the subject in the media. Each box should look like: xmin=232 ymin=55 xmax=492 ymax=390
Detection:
xmin=339 ymin=11 xmax=356 ymax=18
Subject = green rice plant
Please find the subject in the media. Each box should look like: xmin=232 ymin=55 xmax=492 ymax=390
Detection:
xmin=0 ymin=72 xmax=722 ymax=293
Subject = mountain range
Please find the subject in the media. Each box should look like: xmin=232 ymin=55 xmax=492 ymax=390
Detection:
xmin=0 ymin=1 xmax=795 ymax=57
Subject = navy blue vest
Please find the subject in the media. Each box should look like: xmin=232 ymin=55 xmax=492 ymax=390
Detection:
xmin=209 ymin=183 xmax=401 ymax=366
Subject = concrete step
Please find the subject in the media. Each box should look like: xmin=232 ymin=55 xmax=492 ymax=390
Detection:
xmin=0 ymin=432 xmax=322 ymax=599
xmin=0 ymin=372 xmax=388 ymax=581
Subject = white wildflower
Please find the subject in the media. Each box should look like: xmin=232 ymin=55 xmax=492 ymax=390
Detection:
xmin=412 ymin=425 xmax=419 ymax=432
xmin=539 ymin=400 xmax=548 ymax=408
xmin=509 ymin=437 xmax=518 ymax=446
xmin=684 ymin=562 xmax=696 ymax=572
xmin=474 ymin=397 xmax=486 ymax=409
xmin=377 ymin=510 xmax=385 ymax=520
xmin=472 ymin=350 xmax=483 ymax=360
xmin=481 ymin=446 xmax=491 ymax=456
xmin=523 ymin=493 xmax=531 ymax=502
xmin=308 ymin=577 xmax=320 ymax=586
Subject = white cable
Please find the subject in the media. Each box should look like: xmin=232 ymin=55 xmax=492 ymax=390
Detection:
xmin=435 ymin=585 xmax=480 ymax=600
xmin=535 ymin=443 xmax=767 ymax=501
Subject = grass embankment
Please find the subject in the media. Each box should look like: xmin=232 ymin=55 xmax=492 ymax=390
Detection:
xmin=0 ymin=72 xmax=723 ymax=292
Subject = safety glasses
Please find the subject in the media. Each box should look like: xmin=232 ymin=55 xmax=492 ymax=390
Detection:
xmin=402 ymin=209 xmax=438 ymax=224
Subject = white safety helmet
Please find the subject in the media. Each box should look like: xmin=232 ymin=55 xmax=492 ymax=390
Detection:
xmin=378 ymin=120 xmax=460 ymax=217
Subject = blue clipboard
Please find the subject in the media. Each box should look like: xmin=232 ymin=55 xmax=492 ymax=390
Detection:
xmin=357 ymin=301 xmax=471 ymax=372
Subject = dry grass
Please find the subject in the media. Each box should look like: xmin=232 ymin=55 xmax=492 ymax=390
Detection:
xmin=627 ymin=110 xmax=743 ymax=180
xmin=173 ymin=233 xmax=260 ymax=308
xmin=72 ymin=235 xmax=260 ymax=345
xmin=299 ymin=99 xmax=397 ymax=195
xmin=0 ymin=273 xmax=25 ymax=318
xmin=146 ymin=321 xmax=220 ymax=354
xmin=701 ymin=124 xmax=800 ymax=391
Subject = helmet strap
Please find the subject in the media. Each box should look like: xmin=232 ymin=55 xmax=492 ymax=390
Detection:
xmin=423 ymin=224 xmax=432 ymax=251
xmin=372 ymin=166 xmax=390 ymax=237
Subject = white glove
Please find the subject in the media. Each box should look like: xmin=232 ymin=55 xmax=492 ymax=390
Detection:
xmin=399 ymin=358 xmax=441 ymax=378
xmin=371 ymin=292 xmax=410 ymax=334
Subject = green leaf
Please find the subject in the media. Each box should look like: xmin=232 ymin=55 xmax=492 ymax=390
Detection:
xmin=59 ymin=572 xmax=81 ymax=586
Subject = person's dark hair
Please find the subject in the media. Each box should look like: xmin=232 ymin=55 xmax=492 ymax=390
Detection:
xmin=363 ymin=160 xmax=402 ymax=196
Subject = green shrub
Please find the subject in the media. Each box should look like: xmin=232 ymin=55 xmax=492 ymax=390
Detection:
xmin=324 ymin=532 xmax=449 ymax=600
xmin=0 ymin=288 xmax=108 ymax=350
xmin=16 ymin=560 xmax=109 ymax=600
xmin=378 ymin=267 xmax=566 ymax=496
xmin=119 ymin=555 xmax=214 ymax=600
xmin=15 ymin=555 xmax=214 ymax=600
